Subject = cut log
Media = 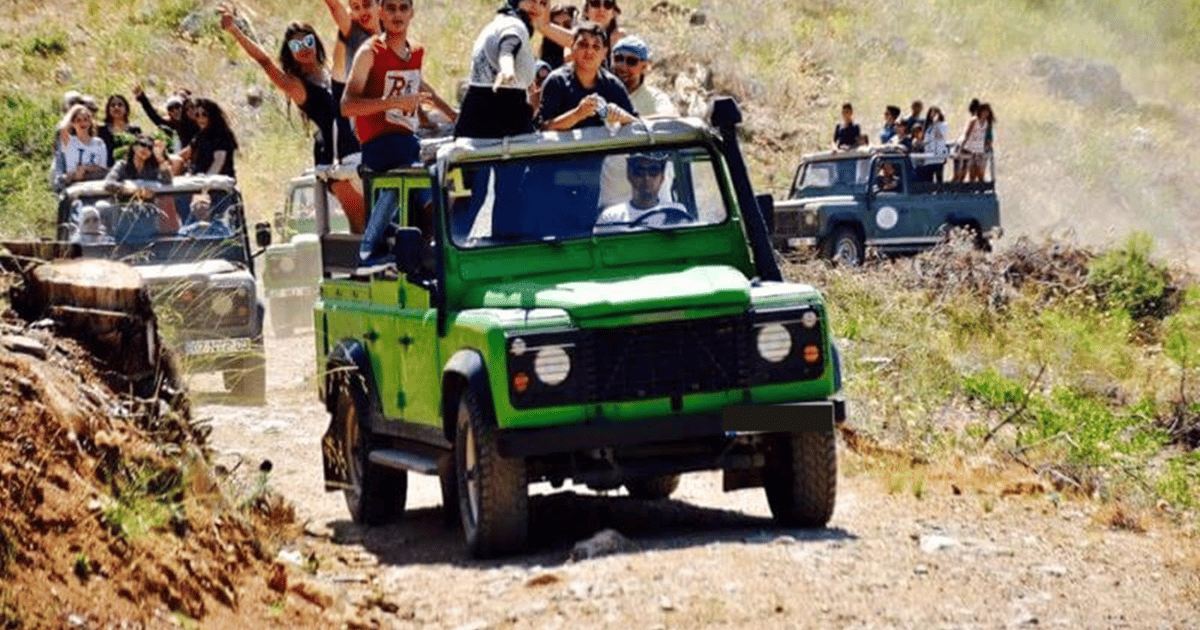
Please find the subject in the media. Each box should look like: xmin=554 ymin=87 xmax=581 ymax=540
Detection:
xmin=26 ymin=259 xmax=148 ymax=315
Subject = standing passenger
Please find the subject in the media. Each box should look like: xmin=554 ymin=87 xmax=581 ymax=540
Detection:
xmin=879 ymin=105 xmax=900 ymax=144
xmin=342 ymin=0 xmax=454 ymax=264
xmin=320 ymin=0 xmax=380 ymax=115
xmin=832 ymin=102 xmax=861 ymax=151
xmin=51 ymin=104 xmax=108 ymax=191
xmin=539 ymin=4 xmax=577 ymax=69
xmin=456 ymin=0 xmax=551 ymax=139
xmin=182 ymin=99 xmax=238 ymax=178
xmin=611 ymin=36 xmax=676 ymax=117
xmin=538 ymin=22 xmax=636 ymax=131
xmin=96 ymin=94 xmax=142 ymax=165
xmin=220 ymin=5 xmax=366 ymax=231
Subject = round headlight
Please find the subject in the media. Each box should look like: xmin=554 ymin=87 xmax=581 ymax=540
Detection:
xmin=756 ymin=323 xmax=792 ymax=363
xmin=211 ymin=293 xmax=234 ymax=317
xmin=534 ymin=345 xmax=571 ymax=386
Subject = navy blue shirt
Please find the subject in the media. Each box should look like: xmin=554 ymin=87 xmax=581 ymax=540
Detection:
xmin=538 ymin=65 xmax=637 ymax=129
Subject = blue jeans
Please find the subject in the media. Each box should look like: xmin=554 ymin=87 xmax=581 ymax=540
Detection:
xmin=360 ymin=133 xmax=419 ymax=262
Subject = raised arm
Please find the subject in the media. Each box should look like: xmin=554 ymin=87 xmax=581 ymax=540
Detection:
xmin=321 ymin=0 xmax=354 ymax=36
xmin=340 ymin=42 xmax=418 ymax=117
xmin=132 ymin=84 xmax=169 ymax=129
xmin=219 ymin=4 xmax=308 ymax=106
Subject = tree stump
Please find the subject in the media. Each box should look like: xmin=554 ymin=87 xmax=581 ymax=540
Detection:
xmin=14 ymin=258 xmax=188 ymax=414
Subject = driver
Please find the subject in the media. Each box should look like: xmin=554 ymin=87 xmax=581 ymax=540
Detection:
xmin=594 ymin=152 xmax=690 ymax=230
xmin=178 ymin=192 xmax=231 ymax=238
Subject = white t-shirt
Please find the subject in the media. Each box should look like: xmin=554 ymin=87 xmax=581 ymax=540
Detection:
xmin=467 ymin=14 xmax=536 ymax=90
xmin=63 ymin=135 xmax=108 ymax=172
xmin=628 ymin=82 xmax=677 ymax=117
xmin=925 ymin=121 xmax=949 ymax=160
xmin=594 ymin=200 xmax=690 ymax=231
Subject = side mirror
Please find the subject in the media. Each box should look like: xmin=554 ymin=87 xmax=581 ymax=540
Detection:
xmin=391 ymin=227 xmax=424 ymax=276
xmin=254 ymin=221 xmax=272 ymax=248
xmin=755 ymin=193 xmax=775 ymax=235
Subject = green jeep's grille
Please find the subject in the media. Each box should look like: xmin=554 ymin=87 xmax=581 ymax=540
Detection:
xmin=507 ymin=310 xmax=827 ymax=409
xmin=588 ymin=315 xmax=749 ymax=402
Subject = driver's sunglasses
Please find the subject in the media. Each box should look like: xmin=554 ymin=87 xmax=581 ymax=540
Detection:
xmin=628 ymin=164 xmax=664 ymax=177
xmin=288 ymin=33 xmax=317 ymax=53
xmin=587 ymin=0 xmax=616 ymax=8
xmin=613 ymin=53 xmax=641 ymax=66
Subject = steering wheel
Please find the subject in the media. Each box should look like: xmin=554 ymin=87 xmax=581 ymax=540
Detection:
xmin=628 ymin=206 xmax=693 ymax=229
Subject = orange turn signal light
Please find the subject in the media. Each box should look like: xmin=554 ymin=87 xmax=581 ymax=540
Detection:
xmin=513 ymin=372 xmax=530 ymax=394
xmin=802 ymin=345 xmax=821 ymax=364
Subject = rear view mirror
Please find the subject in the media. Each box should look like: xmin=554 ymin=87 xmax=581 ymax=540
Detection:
xmin=254 ymin=221 xmax=272 ymax=248
xmin=391 ymin=227 xmax=424 ymax=276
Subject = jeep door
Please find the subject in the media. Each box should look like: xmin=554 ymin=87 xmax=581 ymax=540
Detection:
xmin=370 ymin=173 xmax=443 ymax=431
xmin=865 ymin=155 xmax=939 ymax=255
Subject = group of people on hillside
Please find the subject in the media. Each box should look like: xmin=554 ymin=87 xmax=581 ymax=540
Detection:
xmin=832 ymin=99 xmax=996 ymax=183
xmin=53 ymin=0 xmax=681 ymax=262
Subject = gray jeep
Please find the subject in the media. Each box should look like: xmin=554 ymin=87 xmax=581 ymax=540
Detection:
xmin=770 ymin=148 xmax=1002 ymax=264
xmin=56 ymin=175 xmax=266 ymax=402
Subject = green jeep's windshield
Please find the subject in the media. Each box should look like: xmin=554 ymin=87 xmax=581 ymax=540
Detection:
xmin=446 ymin=145 xmax=730 ymax=248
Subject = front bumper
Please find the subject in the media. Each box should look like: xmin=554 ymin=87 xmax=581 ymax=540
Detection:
xmin=496 ymin=399 xmax=845 ymax=458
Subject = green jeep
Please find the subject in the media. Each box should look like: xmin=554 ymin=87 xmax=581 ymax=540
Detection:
xmin=313 ymin=100 xmax=845 ymax=557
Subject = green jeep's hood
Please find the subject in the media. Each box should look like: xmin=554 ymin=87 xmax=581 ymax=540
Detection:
xmin=478 ymin=265 xmax=751 ymax=320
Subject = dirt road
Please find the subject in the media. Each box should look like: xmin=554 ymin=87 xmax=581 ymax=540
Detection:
xmin=192 ymin=332 xmax=1200 ymax=630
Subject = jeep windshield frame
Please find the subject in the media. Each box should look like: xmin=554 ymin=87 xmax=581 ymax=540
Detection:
xmin=441 ymin=141 xmax=734 ymax=250
xmin=56 ymin=175 xmax=254 ymax=269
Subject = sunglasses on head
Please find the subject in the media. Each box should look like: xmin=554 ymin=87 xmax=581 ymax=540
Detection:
xmin=613 ymin=53 xmax=641 ymax=65
xmin=587 ymin=0 xmax=616 ymax=9
xmin=288 ymin=33 xmax=317 ymax=52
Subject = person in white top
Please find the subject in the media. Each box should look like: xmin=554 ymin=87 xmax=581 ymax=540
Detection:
xmin=922 ymin=106 xmax=949 ymax=182
xmin=595 ymin=153 xmax=691 ymax=231
xmin=611 ymin=36 xmax=676 ymax=117
xmin=51 ymin=104 xmax=108 ymax=192
xmin=956 ymin=101 xmax=991 ymax=182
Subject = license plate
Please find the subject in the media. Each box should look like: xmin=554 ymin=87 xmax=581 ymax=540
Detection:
xmin=266 ymin=286 xmax=313 ymax=299
xmin=182 ymin=337 xmax=254 ymax=355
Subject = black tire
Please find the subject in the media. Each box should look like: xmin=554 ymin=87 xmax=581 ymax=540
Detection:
xmin=625 ymin=474 xmax=681 ymax=500
xmin=821 ymin=227 xmax=863 ymax=266
xmin=226 ymin=358 xmax=266 ymax=404
xmin=764 ymin=431 xmax=837 ymax=527
xmin=455 ymin=389 xmax=528 ymax=558
xmin=336 ymin=377 xmax=407 ymax=525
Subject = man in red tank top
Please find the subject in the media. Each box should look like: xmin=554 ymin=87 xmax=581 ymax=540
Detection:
xmin=341 ymin=0 xmax=424 ymax=265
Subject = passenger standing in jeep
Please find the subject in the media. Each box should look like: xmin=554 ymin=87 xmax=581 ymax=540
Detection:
xmin=341 ymin=0 xmax=447 ymax=263
xmin=538 ymin=22 xmax=636 ymax=131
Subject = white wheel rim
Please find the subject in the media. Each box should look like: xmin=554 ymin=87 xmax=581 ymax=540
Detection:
xmin=462 ymin=405 xmax=481 ymax=527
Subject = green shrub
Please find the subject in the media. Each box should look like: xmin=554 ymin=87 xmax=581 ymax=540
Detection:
xmin=1086 ymin=232 xmax=1171 ymax=319
xmin=22 ymin=31 xmax=67 ymax=58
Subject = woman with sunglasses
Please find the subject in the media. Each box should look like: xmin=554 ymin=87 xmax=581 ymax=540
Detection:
xmin=457 ymin=0 xmax=552 ymax=138
xmin=219 ymin=4 xmax=366 ymax=230
xmin=50 ymin=104 xmax=109 ymax=191
xmin=581 ymin=0 xmax=624 ymax=58
xmin=97 ymin=94 xmax=142 ymax=165
xmin=104 ymin=133 xmax=173 ymax=199
xmin=179 ymin=98 xmax=238 ymax=178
